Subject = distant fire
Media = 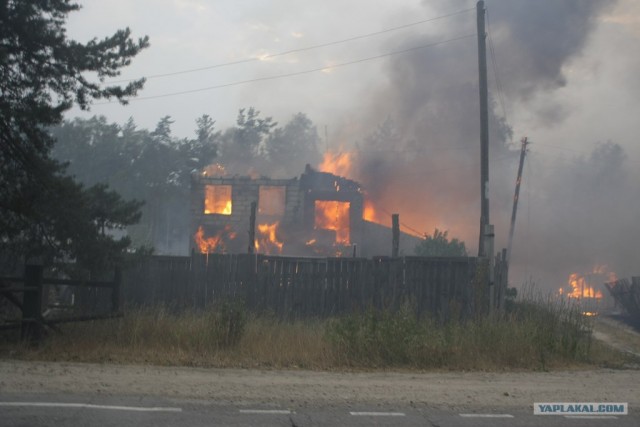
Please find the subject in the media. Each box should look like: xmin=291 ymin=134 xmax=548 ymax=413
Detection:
xmin=314 ymin=200 xmax=350 ymax=245
xmin=194 ymin=225 xmax=236 ymax=253
xmin=558 ymin=265 xmax=615 ymax=300
xmin=256 ymin=221 xmax=284 ymax=254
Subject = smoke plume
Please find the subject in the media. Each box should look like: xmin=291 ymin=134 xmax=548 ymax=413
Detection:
xmin=338 ymin=0 xmax=628 ymax=289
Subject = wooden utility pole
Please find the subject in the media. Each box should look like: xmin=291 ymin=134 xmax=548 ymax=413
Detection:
xmin=248 ymin=201 xmax=256 ymax=254
xmin=507 ymin=137 xmax=529 ymax=263
xmin=476 ymin=0 xmax=490 ymax=257
xmin=391 ymin=214 xmax=400 ymax=257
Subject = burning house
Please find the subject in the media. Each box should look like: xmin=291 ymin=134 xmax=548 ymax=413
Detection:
xmin=190 ymin=164 xmax=422 ymax=257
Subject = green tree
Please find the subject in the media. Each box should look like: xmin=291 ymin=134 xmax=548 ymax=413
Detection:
xmin=0 ymin=0 xmax=148 ymax=267
xmin=415 ymin=228 xmax=467 ymax=257
xmin=51 ymin=114 xmax=217 ymax=255
xmin=219 ymin=107 xmax=276 ymax=174
xmin=265 ymin=112 xmax=321 ymax=177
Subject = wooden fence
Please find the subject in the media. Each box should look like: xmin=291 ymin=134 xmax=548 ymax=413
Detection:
xmin=605 ymin=277 xmax=640 ymax=324
xmin=0 ymin=265 xmax=122 ymax=342
xmin=123 ymin=254 xmax=502 ymax=319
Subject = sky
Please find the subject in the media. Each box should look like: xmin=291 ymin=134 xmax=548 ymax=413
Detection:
xmin=64 ymin=0 xmax=640 ymax=292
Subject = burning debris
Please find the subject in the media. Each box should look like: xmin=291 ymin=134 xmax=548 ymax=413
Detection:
xmin=558 ymin=265 xmax=616 ymax=317
xmin=194 ymin=225 xmax=236 ymax=254
xmin=256 ymin=221 xmax=284 ymax=254
xmin=560 ymin=273 xmax=604 ymax=300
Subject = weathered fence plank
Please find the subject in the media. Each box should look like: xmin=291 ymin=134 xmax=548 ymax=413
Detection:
xmin=121 ymin=254 xmax=491 ymax=319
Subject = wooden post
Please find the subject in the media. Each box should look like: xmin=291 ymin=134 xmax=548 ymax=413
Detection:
xmin=22 ymin=264 xmax=44 ymax=343
xmin=477 ymin=0 xmax=490 ymax=257
xmin=112 ymin=267 xmax=122 ymax=313
xmin=484 ymin=224 xmax=495 ymax=311
xmin=392 ymin=213 xmax=400 ymax=258
xmin=248 ymin=201 xmax=257 ymax=254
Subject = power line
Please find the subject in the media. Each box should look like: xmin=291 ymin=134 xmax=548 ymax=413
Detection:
xmin=108 ymin=7 xmax=475 ymax=84
xmin=96 ymin=34 xmax=476 ymax=104
xmin=374 ymin=205 xmax=424 ymax=237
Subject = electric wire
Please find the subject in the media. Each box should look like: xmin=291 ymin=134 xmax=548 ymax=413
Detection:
xmin=108 ymin=7 xmax=475 ymax=84
xmin=96 ymin=33 xmax=476 ymax=104
xmin=374 ymin=204 xmax=424 ymax=238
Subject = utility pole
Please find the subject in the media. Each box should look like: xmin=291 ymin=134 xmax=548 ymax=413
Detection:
xmin=476 ymin=0 xmax=490 ymax=257
xmin=248 ymin=201 xmax=256 ymax=254
xmin=507 ymin=137 xmax=529 ymax=263
xmin=324 ymin=125 xmax=329 ymax=153
xmin=391 ymin=214 xmax=400 ymax=257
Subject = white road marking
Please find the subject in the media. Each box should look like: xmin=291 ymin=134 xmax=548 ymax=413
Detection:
xmin=350 ymin=411 xmax=406 ymax=416
xmin=239 ymin=409 xmax=292 ymax=414
xmin=459 ymin=413 xmax=514 ymax=418
xmin=0 ymin=402 xmax=182 ymax=412
xmin=564 ymin=415 xmax=619 ymax=419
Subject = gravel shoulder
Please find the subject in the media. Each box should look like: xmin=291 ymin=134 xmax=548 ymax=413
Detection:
xmin=593 ymin=315 xmax=640 ymax=358
xmin=1 ymin=360 xmax=639 ymax=410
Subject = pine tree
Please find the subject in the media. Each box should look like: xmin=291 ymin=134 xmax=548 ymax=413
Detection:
xmin=0 ymin=0 xmax=148 ymax=267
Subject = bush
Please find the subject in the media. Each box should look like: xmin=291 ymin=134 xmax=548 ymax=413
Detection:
xmin=326 ymin=297 xmax=601 ymax=369
xmin=213 ymin=299 xmax=247 ymax=347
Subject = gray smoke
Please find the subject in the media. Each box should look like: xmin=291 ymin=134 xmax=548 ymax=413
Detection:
xmin=341 ymin=0 xmax=627 ymax=290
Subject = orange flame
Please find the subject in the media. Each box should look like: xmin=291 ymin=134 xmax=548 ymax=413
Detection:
xmin=560 ymin=272 xmax=604 ymax=299
xmin=314 ymin=200 xmax=350 ymax=244
xmin=204 ymin=185 xmax=232 ymax=215
xmin=194 ymin=225 xmax=237 ymax=253
xmin=319 ymin=150 xmax=352 ymax=177
xmin=256 ymin=221 xmax=284 ymax=254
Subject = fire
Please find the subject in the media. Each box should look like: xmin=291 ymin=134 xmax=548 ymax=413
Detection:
xmin=559 ymin=271 xmax=604 ymax=299
xmin=319 ymin=150 xmax=352 ymax=177
xmin=256 ymin=221 xmax=284 ymax=254
xmin=194 ymin=225 xmax=236 ymax=253
xmin=204 ymin=185 xmax=232 ymax=215
xmin=363 ymin=199 xmax=376 ymax=222
xmin=315 ymin=200 xmax=350 ymax=244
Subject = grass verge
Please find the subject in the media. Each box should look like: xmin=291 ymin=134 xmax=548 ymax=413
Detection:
xmin=0 ymin=298 xmax=632 ymax=370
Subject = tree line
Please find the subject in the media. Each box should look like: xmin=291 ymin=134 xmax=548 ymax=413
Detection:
xmin=49 ymin=110 xmax=322 ymax=256
xmin=0 ymin=1 xmax=463 ymax=276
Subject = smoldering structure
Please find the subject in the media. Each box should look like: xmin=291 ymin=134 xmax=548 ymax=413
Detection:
xmin=190 ymin=164 xmax=422 ymax=257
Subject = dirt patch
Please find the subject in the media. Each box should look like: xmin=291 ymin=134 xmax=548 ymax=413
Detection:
xmin=1 ymin=360 xmax=639 ymax=410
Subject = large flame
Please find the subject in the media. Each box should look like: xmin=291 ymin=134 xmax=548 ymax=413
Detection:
xmin=256 ymin=221 xmax=284 ymax=254
xmin=204 ymin=185 xmax=232 ymax=215
xmin=319 ymin=150 xmax=352 ymax=177
xmin=315 ymin=200 xmax=350 ymax=244
xmin=559 ymin=270 xmax=604 ymax=299
xmin=194 ymin=225 xmax=237 ymax=253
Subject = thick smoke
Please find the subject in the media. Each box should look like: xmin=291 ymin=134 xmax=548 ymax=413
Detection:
xmin=339 ymin=0 xmax=626 ymax=289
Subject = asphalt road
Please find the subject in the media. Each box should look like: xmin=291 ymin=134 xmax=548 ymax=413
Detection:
xmin=1 ymin=392 xmax=637 ymax=427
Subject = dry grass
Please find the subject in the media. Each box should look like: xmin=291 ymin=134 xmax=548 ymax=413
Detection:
xmin=0 ymin=299 xmax=632 ymax=371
